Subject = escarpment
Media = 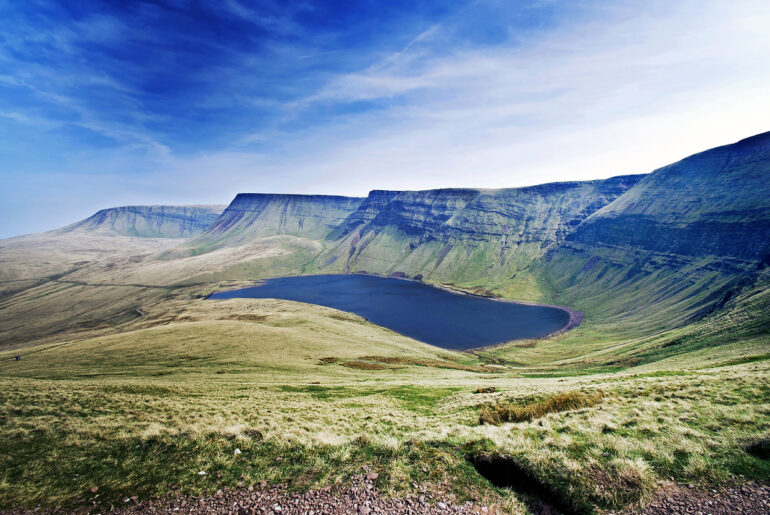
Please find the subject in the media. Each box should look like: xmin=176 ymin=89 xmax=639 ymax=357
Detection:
xmin=60 ymin=205 xmax=226 ymax=238
xmin=312 ymin=176 xmax=644 ymax=285
xmin=186 ymin=193 xmax=365 ymax=251
xmin=36 ymin=131 xmax=770 ymax=340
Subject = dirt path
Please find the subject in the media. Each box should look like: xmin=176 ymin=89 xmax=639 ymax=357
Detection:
xmin=5 ymin=479 xmax=768 ymax=514
xmin=110 ymin=474 xmax=500 ymax=515
xmin=634 ymin=481 xmax=770 ymax=515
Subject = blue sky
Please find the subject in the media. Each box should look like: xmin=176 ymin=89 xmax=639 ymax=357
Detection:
xmin=1 ymin=0 xmax=770 ymax=237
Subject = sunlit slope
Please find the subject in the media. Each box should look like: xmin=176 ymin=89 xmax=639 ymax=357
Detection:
xmin=539 ymin=131 xmax=770 ymax=335
xmin=0 ymin=203 xmax=224 ymax=289
xmin=0 ymin=234 xmax=326 ymax=348
xmin=60 ymin=205 xmax=225 ymax=238
xmin=175 ymin=193 xmax=364 ymax=256
xmin=311 ymin=177 xmax=642 ymax=298
xmin=0 ymin=298 xmax=479 ymax=381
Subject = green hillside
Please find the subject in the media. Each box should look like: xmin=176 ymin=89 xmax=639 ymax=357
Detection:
xmin=60 ymin=205 xmax=226 ymax=238
xmin=0 ymin=133 xmax=768 ymax=513
xmin=539 ymin=132 xmax=770 ymax=337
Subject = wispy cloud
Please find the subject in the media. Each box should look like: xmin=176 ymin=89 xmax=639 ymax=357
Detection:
xmin=1 ymin=0 xmax=769 ymax=237
xmin=275 ymin=0 xmax=770 ymax=191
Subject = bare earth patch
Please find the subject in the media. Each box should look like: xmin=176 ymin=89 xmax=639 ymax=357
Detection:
xmin=70 ymin=474 xmax=498 ymax=515
xmin=635 ymin=481 xmax=770 ymax=515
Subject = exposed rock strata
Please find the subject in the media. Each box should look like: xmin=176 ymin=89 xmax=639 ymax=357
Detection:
xmin=189 ymin=194 xmax=364 ymax=250
xmin=60 ymin=205 xmax=225 ymax=238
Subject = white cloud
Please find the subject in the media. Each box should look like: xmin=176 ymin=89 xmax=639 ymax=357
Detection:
xmin=4 ymin=0 xmax=770 ymax=237
xmin=260 ymin=0 xmax=770 ymax=192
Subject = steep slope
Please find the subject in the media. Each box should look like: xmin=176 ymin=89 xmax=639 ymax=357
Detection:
xmin=4 ymin=132 xmax=769 ymax=356
xmin=313 ymin=176 xmax=643 ymax=297
xmin=542 ymin=131 xmax=770 ymax=334
xmin=181 ymin=194 xmax=364 ymax=255
xmin=60 ymin=205 xmax=225 ymax=238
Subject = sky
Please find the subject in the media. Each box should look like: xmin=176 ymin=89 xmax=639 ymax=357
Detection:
xmin=1 ymin=0 xmax=770 ymax=238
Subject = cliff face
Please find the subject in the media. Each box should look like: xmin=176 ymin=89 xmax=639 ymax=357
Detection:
xmin=312 ymin=176 xmax=643 ymax=293
xmin=542 ymin=132 xmax=770 ymax=332
xmin=188 ymin=194 xmax=364 ymax=251
xmin=148 ymin=131 xmax=769 ymax=335
xmin=61 ymin=205 xmax=225 ymax=238
xmin=328 ymin=190 xmax=401 ymax=239
xmin=366 ymin=189 xmax=481 ymax=237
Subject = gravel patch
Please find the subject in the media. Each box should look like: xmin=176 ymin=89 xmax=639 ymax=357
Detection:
xmin=633 ymin=481 xmax=770 ymax=515
xmin=108 ymin=473 xmax=500 ymax=515
xmin=0 ymin=469 xmax=501 ymax=515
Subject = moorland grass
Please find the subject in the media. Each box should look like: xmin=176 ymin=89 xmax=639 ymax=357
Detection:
xmin=0 ymin=259 xmax=768 ymax=513
xmin=359 ymin=355 xmax=492 ymax=373
xmin=478 ymin=390 xmax=605 ymax=425
xmin=1 ymin=342 xmax=768 ymax=513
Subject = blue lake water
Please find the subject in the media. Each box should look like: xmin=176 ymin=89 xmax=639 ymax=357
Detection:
xmin=208 ymin=274 xmax=571 ymax=350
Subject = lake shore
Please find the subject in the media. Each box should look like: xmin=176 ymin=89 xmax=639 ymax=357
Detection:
xmin=425 ymin=280 xmax=583 ymax=338
xmin=208 ymin=272 xmax=582 ymax=349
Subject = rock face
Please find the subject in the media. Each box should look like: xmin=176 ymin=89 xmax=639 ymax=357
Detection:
xmin=61 ymin=205 xmax=225 ymax=238
xmin=543 ymin=131 xmax=770 ymax=331
xmin=313 ymin=176 xmax=643 ymax=289
xmin=188 ymin=194 xmax=364 ymax=251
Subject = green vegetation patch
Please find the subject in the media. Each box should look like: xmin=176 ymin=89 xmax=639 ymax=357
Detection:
xmin=479 ymin=390 xmax=605 ymax=425
xmin=712 ymin=352 xmax=770 ymax=368
xmin=359 ymin=355 xmax=492 ymax=373
xmin=340 ymin=360 xmax=386 ymax=370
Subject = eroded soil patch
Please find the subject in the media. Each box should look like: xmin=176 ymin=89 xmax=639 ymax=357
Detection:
xmin=468 ymin=453 xmax=571 ymax=514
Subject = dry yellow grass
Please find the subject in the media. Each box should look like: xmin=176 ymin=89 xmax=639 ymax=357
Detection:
xmin=1 ymin=227 xmax=769 ymax=513
xmin=478 ymin=390 xmax=605 ymax=425
xmin=359 ymin=355 xmax=492 ymax=373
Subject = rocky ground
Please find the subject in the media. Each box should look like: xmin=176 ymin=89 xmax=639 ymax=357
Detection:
xmin=5 ymin=477 xmax=769 ymax=514
xmin=111 ymin=479 xmax=770 ymax=515
xmin=110 ymin=473 xmax=500 ymax=515
xmin=105 ymin=475 xmax=497 ymax=515
xmin=633 ymin=481 xmax=770 ymax=515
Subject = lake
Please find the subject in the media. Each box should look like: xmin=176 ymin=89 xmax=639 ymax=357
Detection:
xmin=208 ymin=274 xmax=571 ymax=350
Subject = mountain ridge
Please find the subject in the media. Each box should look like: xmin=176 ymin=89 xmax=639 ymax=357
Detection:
xmin=1 ymin=131 xmax=768 ymax=356
xmin=59 ymin=204 xmax=226 ymax=239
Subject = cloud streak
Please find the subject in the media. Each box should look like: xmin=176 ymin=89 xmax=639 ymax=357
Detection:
xmin=0 ymin=0 xmax=769 ymax=237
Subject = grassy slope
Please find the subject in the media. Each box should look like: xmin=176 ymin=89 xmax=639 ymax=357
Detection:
xmin=0 ymin=137 xmax=769 ymax=512
xmin=60 ymin=205 xmax=226 ymax=239
xmin=0 ymin=296 xmax=767 ymax=512
xmin=0 ymin=244 xmax=765 ymax=514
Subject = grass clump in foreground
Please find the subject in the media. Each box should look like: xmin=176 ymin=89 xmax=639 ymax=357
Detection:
xmin=479 ymin=390 xmax=605 ymax=425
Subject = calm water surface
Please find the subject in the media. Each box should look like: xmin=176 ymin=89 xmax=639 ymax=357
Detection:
xmin=208 ymin=274 xmax=570 ymax=350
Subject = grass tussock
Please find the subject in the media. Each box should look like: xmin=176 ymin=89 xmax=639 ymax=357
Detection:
xmin=479 ymin=390 xmax=604 ymax=425
xmin=340 ymin=360 xmax=386 ymax=370
xmin=359 ymin=355 xmax=491 ymax=373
